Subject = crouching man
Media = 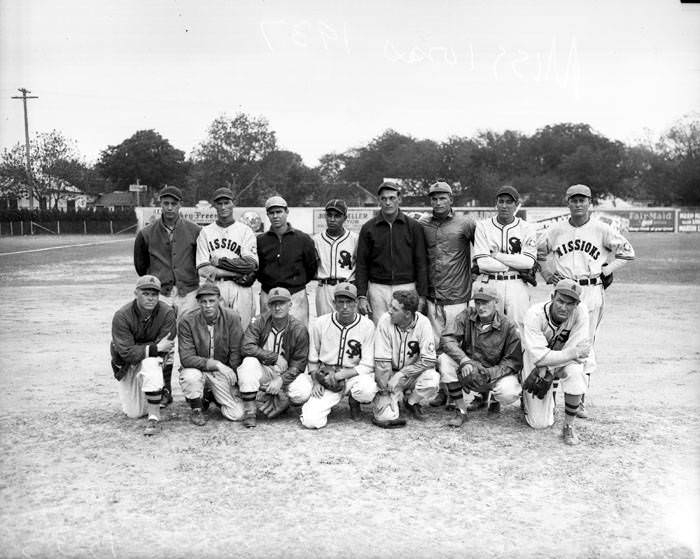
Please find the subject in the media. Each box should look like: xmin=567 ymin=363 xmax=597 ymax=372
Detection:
xmin=110 ymin=275 xmax=176 ymax=436
xmin=237 ymin=287 xmax=313 ymax=428
xmin=438 ymin=284 xmax=522 ymax=427
xmin=372 ymin=290 xmax=440 ymax=428
xmin=521 ymin=279 xmax=591 ymax=445
xmin=178 ymin=283 xmax=245 ymax=426
xmin=300 ymin=282 xmax=378 ymax=429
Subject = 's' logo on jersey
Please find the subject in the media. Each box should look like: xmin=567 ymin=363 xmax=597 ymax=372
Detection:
xmin=338 ymin=250 xmax=352 ymax=270
xmin=509 ymin=237 xmax=522 ymax=254
xmin=346 ymin=339 xmax=362 ymax=360
xmin=407 ymin=341 xmax=419 ymax=358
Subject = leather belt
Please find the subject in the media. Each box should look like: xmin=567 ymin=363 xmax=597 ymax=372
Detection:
xmin=578 ymin=277 xmax=599 ymax=286
xmin=487 ymin=273 xmax=520 ymax=281
xmin=317 ymin=278 xmax=348 ymax=286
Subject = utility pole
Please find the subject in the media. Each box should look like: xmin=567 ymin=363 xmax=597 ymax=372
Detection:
xmin=11 ymin=88 xmax=39 ymax=210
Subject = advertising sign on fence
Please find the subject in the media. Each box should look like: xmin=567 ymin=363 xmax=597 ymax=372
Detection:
xmin=603 ymin=209 xmax=676 ymax=232
xmin=678 ymin=209 xmax=700 ymax=232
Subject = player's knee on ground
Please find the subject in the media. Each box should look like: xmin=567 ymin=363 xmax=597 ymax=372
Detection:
xmin=299 ymin=397 xmax=330 ymax=429
xmin=139 ymin=357 xmax=164 ymax=393
xmin=118 ymin=366 xmax=148 ymax=418
xmin=287 ymin=373 xmax=313 ymax=405
xmin=237 ymin=357 xmax=263 ymax=393
xmin=559 ymin=362 xmax=587 ymax=396
xmin=522 ymin=391 xmax=555 ymax=429
xmin=437 ymin=353 xmax=459 ymax=384
xmin=347 ymin=374 xmax=378 ymax=404
xmin=219 ymin=400 xmax=245 ymax=421
xmin=492 ymin=374 xmax=521 ymax=405
xmin=179 ymin=367 xmax=205 ymax=399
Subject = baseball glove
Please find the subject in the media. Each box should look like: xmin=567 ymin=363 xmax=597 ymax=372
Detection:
xmin=601 ymin=265 xmax=613 ymax=290
xmin=232 ymin=271 xmax=257 ymax=287
xmin=522 ymin=368 xmax=554 ymax=399
xmin=518 ymin=261 xmax=541 ymax=287
xmin=257 ymin=391 xmax=290 ymax=418
xmin=315 ymin=365 xmax=345 ymax=393
xmin=459 ymin=363 xmax=491 ymax=393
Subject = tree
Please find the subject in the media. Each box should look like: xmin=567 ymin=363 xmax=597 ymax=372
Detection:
xmin=97 ymin=129 xmax=187 ymax=192
xmin=0 ymin=130 xmax=88 ymax=209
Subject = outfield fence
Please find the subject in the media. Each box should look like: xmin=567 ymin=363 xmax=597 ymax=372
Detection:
xmin=0 ymin=220 xmax=137 ymax=236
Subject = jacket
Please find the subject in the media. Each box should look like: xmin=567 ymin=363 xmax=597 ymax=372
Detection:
xmin=241 ymin=312 xmax=309 ymax=386
xmin=355 ymin=210 xmax=429 ymax=297
xmin=419 ymin=210 xmax=476 ymax=305
xmin=111 ymin=300 xmax=176 ymax=366
xmin=134 ymin=216 xmax=201 ymax=296
xmin=178 ymin=306 xmax=244 ymax=371
xmin=256 ymin=225 xmax=318 ymax=294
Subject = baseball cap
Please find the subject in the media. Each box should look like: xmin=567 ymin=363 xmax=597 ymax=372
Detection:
xmin=334 ymin=282 xmax=357 ymax=300
xmin=267 ymin=286 xmax=292 ymax=304
xmin=325 ymin=199 xmax=348 ymax=216
xmin=377 ymin=181 xmax=401 ymax=195
xmin=196 ymin=283 xmax=220 ymax=298
xmin=496 ymin=185 xmax=520 ymax=202
xmin=566 ymin=184 xmax=592 ymax=199
xmin=135 ymin=275 xmax=161 ymax=291
xmin=471 ymin=285 xmax=497 ymax=302
xmin=212 ymin=187 xmax=234 ymax=201
xmin=554 ymin=279 xmax=582 ymax=302
xmin=265 ymin=196 xmax=288 ymax=211
xmin=159 ymin=185 xmax=183 ymax=201
xmin=429 ymin=181 xmax=452 ymax=195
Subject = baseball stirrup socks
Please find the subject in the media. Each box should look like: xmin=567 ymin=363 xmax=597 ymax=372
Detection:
xmin=446 ymin=382 xmax=463 ymax=401
xmin=145 ymin=389 xmax=163 ymax=405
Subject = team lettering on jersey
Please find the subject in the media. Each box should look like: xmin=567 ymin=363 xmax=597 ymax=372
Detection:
xmin=338 ymin=250 xmax=352 ymax=270
xmin=553 ymin=239 xmax=601 ymax=260
xmin=508 ymin=237 xmax=522 ymax=254
xmin=346 ymin=339 xmax=362 ymax=360
xmin=407 ymin=340 xmax=420 ymax=358
xmin=208 ymin=238 xmax=242 ymax=255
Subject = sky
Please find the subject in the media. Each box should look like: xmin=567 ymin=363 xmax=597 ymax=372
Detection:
xmin=1 ymin=0 xmax=699 ymax=167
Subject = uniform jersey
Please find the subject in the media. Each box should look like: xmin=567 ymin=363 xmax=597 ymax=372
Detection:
xmin=309 ymin=312 xmax=375 ymax=375
xmin=313 ymin=229 xmax=358 ymax=281
xmin=196 ymin=220 xmax=258 ymax=271
xmin=374 ymin=311 xmax=436 ymax=371
xmin=538 ymin=217 xmax=635 ymax=279
xmin=473 ymin=216 xmax=537 ymax=268
xmin=262 ymin=326 xmax=286 ymax=358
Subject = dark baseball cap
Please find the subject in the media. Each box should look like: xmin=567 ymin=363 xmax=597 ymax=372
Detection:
xmin=566 ymin=184 xmax=592 ymax=199
xmin=377 ymin=181 xmax=401 ymax=195
xmin=159 ymin=185 xmax=183 ymax=201
xmin=212 ymin=187 xmax=234 ymax=201
xmin=496 ymin=185 xmax=520 ymax=202
xmin=196 ymin=283 xmax=221 ymax=298
xmin=325 ymin=199 xmax=348 ymax=216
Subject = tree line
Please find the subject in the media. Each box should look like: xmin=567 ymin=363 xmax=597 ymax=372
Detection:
xmin=1 ymin=112 xmax=698 ymax=209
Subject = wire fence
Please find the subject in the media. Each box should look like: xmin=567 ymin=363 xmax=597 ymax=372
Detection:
xmin=0 ymin=220 xmax=137 ymax=236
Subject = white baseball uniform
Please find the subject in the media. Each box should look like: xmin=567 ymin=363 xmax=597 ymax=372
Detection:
xmin=538 ymin=217 xmax=635 ymax=374
xmin=196 ymin=220 xmax=258 ymax=328
xmin=521 ymin=299 xmax=590 ymax=428
xmin=473 ymin=216 xmax=537 ymax=332
xmin=300 ymin=312 xmax=378 ymax=429
xmin=313 ymin=229 xmax=358 ymax=316
xmin=373 ymin=311 xmax=439 ymax=421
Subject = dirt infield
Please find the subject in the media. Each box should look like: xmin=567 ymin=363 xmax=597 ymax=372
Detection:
xmin=0 ymin=233 xmax=698 ymax=558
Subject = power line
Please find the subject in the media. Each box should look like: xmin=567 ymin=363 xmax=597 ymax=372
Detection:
xmin=10 ymin=88 xmax=38 ymax=210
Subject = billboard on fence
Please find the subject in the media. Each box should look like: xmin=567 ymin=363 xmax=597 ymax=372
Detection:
xmin=678 ymin=209 xmax=700 ymax=232
xmin=602 ymin=209 xmax=675 ymax=232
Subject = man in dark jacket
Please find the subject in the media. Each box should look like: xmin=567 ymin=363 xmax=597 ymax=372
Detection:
xmin=178 ymin=283 xmax=245 ymax=427
xmin=238 ymin=287 xmax=312 ymax=427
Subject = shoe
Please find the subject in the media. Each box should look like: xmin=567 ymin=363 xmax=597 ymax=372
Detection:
xmin=447 ymin=409 xmax=467 ymax=427
xmin=429 ymin=390 xmax=447 ymax=408
xmin=372 ymin=416 xmax=407 ymax=429
xmin=202 ymin=388 xmax=215 ymax=412
xmin=404 ymin=401 xmax=425 ymax=421
xmin=159 ymin=389 xmax=173 ymax=409
xmin=267 ymin=395 xmax=291 ymax=419
xmin=562 ymin=423 xmax=580 ymax=446
xmin=488 ymin=401 xmax=501 ymax=414
xmin=143 ymin=418 xmax=161 ymax=436
xmin=576 ymin=402 xmax=589 ymax=419
xmin=445 ymin=396 xmax=456 ymax=411
xmin=243 ymin=411 xmax=257 ymax=428
xmin=190 ymin=408 xmax=207 ymax=427
xmin=466 ymin=395 xmax=487 ymax=412
xmin=348 ymin=395 xmax=362 ymax=421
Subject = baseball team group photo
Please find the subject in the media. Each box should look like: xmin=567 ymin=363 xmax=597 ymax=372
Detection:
xmin=2 ymin=1 xmax=699 ymax=558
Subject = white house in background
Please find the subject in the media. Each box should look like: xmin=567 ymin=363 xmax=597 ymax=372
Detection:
xmin=0 ymin=180 xmax=93 ymax=211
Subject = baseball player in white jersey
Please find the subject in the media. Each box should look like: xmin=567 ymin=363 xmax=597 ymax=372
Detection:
xmin=313 ymin=199 xmax=358 ymax=317
xmin=300 ymin=283 xmax=378 ymax=429
xmin=196 ymin=187 xmax=259 ymax=330
xmin=521 ymin=279 xmax=592 ymax=445
xmin=372 ymin=290 xmax=440 ymax=428
xmin=473 ymin=185 xmax=537 ymax=333
xmin=538 ymin=184 xmax=635 ymax=417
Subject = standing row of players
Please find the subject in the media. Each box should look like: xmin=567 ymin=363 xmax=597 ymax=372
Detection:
xmin=115 ymin=181 xmax=634 ymax=444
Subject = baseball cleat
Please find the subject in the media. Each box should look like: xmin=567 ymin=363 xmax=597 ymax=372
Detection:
xmin=562 ymin=424 xmax=580 ymax=446
xmin=404 ymin=401 xmax=425 ymax=421
xmin=371 ymin=417 xmax=407 ymax=429
xmin=429 ymin=390 xmax=447 ymax=408
xmin=466 ymin=395 xmax=487 ymax=412
xmin=488 ymin=401 xmax=501 ymax=414
xmin=576 ymin=402 xmax=589 ymax=419
xmin=190 ymin=408 xmax=207 ymax=427
xmin=348 ymin=395 xmax=362 ymax=421
xmin=243 ymin=411 xmax=257 ymax=428
xmin=143 ymin=418 xmax=161 ymax=436
xmin=446 ymin=409 xmax=467 ymax=427
xmin=159 ymin=389 xmax=173 ymax=409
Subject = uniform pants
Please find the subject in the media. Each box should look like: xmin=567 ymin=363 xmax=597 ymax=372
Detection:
xmin=179 ymin=367 xmax=244 ymax=421
xmin=580 ymin=283 xmax=604 ymax=376
xmin=437 ymin=354 xmax=521 ymax=405
xmin=160 ymin=286 xmax=198 ymax=319
xmin=300 ymin=374 xmax=378 ymax=429
xmin=260 ymin=288 xmax=309 ymax=328
xmin=373 ymin=369 xmax=440 ymax=421
xmin=315 ymin=282 xmax=339 ymax=318
xmin=473 ymin=275 xmax=530 ymax=333
xmin=237 ymin=356 xmax=313 ymax=405
xmin=118 ymin=357 xmax=164 ymax=419
xmin=367 ymin=281 xmax=416 ymax=325
xmin=426 ymin=300 xmax=469 ymax=344
xmin=217 ymin=280 xmax=256 ymax=331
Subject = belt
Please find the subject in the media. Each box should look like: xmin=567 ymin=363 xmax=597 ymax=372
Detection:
xmin=217 ymin=277 xmax=236 ymax=282
xmin=487 ymin=273 xmax=520 ymax=281
xmin=577 ymin=277 xmax=599 ymax=286
xmin=317 ymin=278 xmax=348 ymax=286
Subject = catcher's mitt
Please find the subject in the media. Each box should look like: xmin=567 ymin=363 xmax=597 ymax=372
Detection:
xmin=232 ymin=271 xmax=256 ymax=287
xmin=315 ymin=365 xmax=345 ymax=393
xmin=601 ymin=265 xmax=613 ymax=290
xmin=257 ymin=391 xmax=290 ymax=418
xmin=459 ymin=363 xmax=491 ymax=393
xmin=522 ymin=368 xmax=554 ymax=399
xmin=518 ymin=261 xmax=540 ymax=287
